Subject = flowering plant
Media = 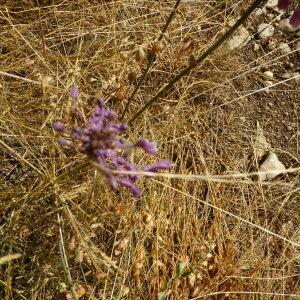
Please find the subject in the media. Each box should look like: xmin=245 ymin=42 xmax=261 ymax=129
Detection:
xmin=53 ymin=91 xmax=171 ymax=197
xmin=278 ymin=0 xmax=300 ymax=26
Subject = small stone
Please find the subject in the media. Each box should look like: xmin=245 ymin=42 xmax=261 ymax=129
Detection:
xmin=253 ymin=43 xmax=260 ymax=51
xmin=257 ymin=23 xmax=275 ymax=39
xmin=281 ymin=72 xmax=292 ymax=79
xmin=291 ymin=72 xmax=300 ymax=83
xmin=266 ymin=0 xmax=278 ymax=7
xmin=264 ymin=80 xmax=273 ymax=87
xmin=278 ymin=42 xmax=291 ymax=54
xmin=264 ymin=80 xmax=273 ymax=93
xmin=278 ymin=18 xmax=299 ymax=33
xmin=263 ymin=71 xmax=274 ymax=79
xmin=227 ymin=17 xmax=238 ymax=27
xmin=267 ymin=40 xmax=276 ymax=50
xmin=253 ymin=8 xmax=265 ymax=17
xmin=227 ymin=26 xmax=251 ymax=51
xmin=258 ymin=151 xmax=286 ymax=181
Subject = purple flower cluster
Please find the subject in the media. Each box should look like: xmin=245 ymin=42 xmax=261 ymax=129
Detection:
xmin=53 ymin=96 xmax=171 ymax=197
xmin=278 ymin=0 xmax=300 ymax=27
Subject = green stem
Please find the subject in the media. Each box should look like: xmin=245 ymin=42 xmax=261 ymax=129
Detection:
xmin=128 ymin=0 xmax=264 ymax=126
xmin=121 ymin=0 xmax=182 ymax=119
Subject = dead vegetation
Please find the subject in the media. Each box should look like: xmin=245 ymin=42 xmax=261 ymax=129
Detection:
xmin=0 ymin=0 xmax=299 ymax=299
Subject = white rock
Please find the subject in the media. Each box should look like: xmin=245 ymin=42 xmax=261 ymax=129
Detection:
xmin=264 ymin=80 xmax=273 ymax=93
xmin=278 ymin=18 xmax=298 ymax=33
xmin=227 ymin=26 xmax=251 ymax=51
xmin=291 ymin=72 xmax=300 ymax=83
xmin=264 ymin=80 xmax=273 ymax=87
xmin=278 ymin=42 xmax=291 ymax=54
xmin=258 ymin=152 xmax=286 ymax=181
xmin=253 ymin=43 xmax=260 ymax=51
xmin=253 ymin=8 xmax=265 ymax=17
xmin=281 ymin=71 xmax=297 ymax=82
xmin=281 ymin=72 xmax=292 ymax=79
xmin=258 ymin=23 xmax=275 ymax=39
xmin=266 ymin=0 xmax=278 ymax=7
xmin=227 ymin=17 xmax=238 ymax=27
xmin=263 ymin=71 xmax=274 ymax=79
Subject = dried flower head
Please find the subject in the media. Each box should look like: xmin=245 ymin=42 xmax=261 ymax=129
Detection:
xmin=53 ymin=95 xmax=171 ymax=196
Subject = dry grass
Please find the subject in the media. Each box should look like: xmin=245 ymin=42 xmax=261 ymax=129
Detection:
xmin=0 ymin=0 xmax=300 ymax=299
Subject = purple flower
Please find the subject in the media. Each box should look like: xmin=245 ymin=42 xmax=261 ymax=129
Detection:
xmin=135 ymin=139 xmax=157 ymax=154
xmin=58 ymin=137 xmax=69 ymax=147
xmin=53 ymin=92 xmax=171 ymax=197
xmin=70 ymin=87 xmax=79 ymax=98
xmin=290 ymin=9 xmax=300 ymax=26
xmin=277 ymin=0 xmax=300 ymax=27
xmin=144 ymin=160 xmax=172 ymax=172
xmin=278 ymin=0 xmax=292 ymax=10
xmin=52 ymin=122 xmax=66 ymax=133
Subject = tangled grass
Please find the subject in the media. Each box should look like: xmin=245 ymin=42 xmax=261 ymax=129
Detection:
xmin=0 ymin=0 xmax=299 ymax=299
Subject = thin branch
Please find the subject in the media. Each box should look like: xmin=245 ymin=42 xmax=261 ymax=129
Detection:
xmin=128 ymin=0 xmax=264 ymax=125
xmin=121 ymin=0 xmax=182 ymax=119
xmin=58 ymin=214 xmax=79 ymax=300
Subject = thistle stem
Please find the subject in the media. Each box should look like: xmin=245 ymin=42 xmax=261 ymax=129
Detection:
xmin=128 ymin=0 xmax=264 ymax=126
xmin=121 ymin=0 xmax=182 ymax=119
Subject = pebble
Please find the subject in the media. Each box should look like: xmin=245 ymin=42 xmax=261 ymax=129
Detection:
xmin=227 ymin=17 xmax=238 ymax=27
xmin=266 ymin=0 xmax=278 ymax=7
xmin=258 ymin=151 xmax=286 ymax=181
xmin=263 ymin=71 xmax=274 ymax=79
xmin=278 ymin=18 xmax=298 ymax=33
xmin=253 ymin=42 xmax=260 ymax=51
xmin=253 ymin=8 xmax=265 ymax=17
xmin=257 ymin=23 xmax=275 ymax=39
xmin=264 ymin=80 xmax=273 ymax=93
xmin=267 ymin=40 xmax=276 ymax=50
xmin=280 ymin=72 xmax=300 ymax=83
xmin=227 ymin=26 xmax=251 ymax=51
xmin=291 ymin=72 xmax=300 ymax=83
xmin=281 ymin=72 xmax=292 ymax=79
xmin=278 ymin=42 xmax=291 ymax=54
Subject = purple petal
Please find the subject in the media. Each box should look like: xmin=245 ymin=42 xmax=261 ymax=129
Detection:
xmin=58 ymin=137 xmax=69 ymax=147
xmin=70 ymin=127 xmax=83 ymax=139
xmin=144 ymin=160 xmax=172 ymax=172
xmin=112 ymin=123 xmax=128 ymax=133
xmin=119 ymin=179 xmax=141 ymax=197
xmin=70 ymin=87 xmax=79 ymax=98
xmin=135 ymin=139 xmax=157 ymax=154
xmin=108 ymin=175 xmax=118 ymax=189
xmin=106 ymin=109 xmax=116 ymax=120
xmin=277 ymin=0 xmax=292 ymax=10
xmin=97 ymin=97 xmax=105 ymax=108
xmin=52 ymin=122 xmax=66 ymax=133
xmin=124 ymin=163 xmax=138 ymax=181
xmin=290 ymin=9 xmax=300 ymax=27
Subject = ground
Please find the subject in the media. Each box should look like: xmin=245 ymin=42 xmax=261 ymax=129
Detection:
xmin=0 ymin=1 xmax=299 ymax=299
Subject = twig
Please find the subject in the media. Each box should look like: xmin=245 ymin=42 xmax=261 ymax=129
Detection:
xmin=121 ymin=0 xmax=182 ymax=119
xmin=128 ymin=0 xmax=264 ymax=125
xmin=58 ymin=214 xmax=79 ymax=300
